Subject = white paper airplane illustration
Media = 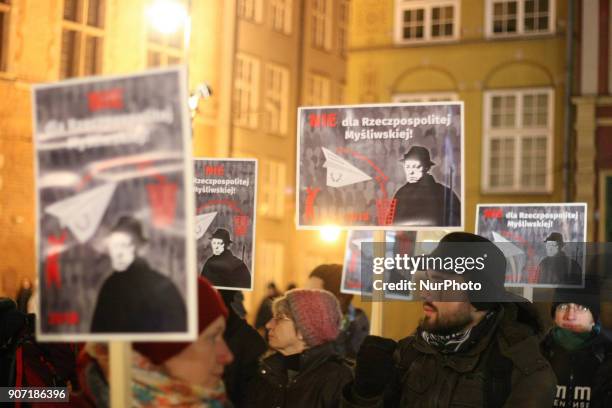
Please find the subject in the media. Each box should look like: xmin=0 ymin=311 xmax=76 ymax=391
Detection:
xmin=45 ymin=183 xmax=117 ymax=243
xmin=492 ymin=231 xmax=525 ymax=258
xmin=322 ymin=147 xmax=372 ymax=188
xmin=195 ymin=212 xmax=217 ymax=240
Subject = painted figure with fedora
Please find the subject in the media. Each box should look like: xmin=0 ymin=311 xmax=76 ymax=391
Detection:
xmin=538 ymin=232 xmax=583 ymax=285
xmin=91 ymin=215 xmax=187 ymax=333
xmin=391 ymin=145 xmax=461 ymax=226
xmin=201 ymin=228 xmax=251 ymax=289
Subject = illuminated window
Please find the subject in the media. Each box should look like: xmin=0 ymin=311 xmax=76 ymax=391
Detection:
xmin=60 ymin=0 xmax=105 ymax=78
xmin=234 ymin=54 xmax=261 ymax=129
xmin=305 ymin=73 xmax=331 ymax=106
xmin=338 ymin=0 xmax=349 ymax=56
xmin=238 ymin=0 xmax=263 ymax=23
xmin=395 ymin=0 xmax=459 ymax=44
xmin=258 ymin=241 xmax=285 ymax=289
xmin=486 ymin=0 xmax=555 ymax=37
xmin=483 ymin=88 xmax=553 ymax=192
xmin=260 ymin=159 xmax=286 ymax=219
xmin=145 ymin=0 xmax=186 ymax=67
xmin=312 ymin=0 xmax=332 ymax=50
xmin=270 ymin=0 xmax=292 ymax=34
xmin=264 ymin=63 xmax=290 ymax=135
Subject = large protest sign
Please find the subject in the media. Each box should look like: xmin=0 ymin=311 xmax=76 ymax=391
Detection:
xmin=341 ymin=230 xmax=417 ymax=300
xmin=194 ymin=159 xmax=257 ymax=290
xmin=476 ymin=203 xmax=587 ymax=288
xmin=33 ymin=68 xmax=196 ymax=341
xmin=297 ymin=103 xmax=464 ymax=230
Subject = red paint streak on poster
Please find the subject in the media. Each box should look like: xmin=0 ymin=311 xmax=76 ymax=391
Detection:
xmin=233 ymin=215 xmax=249 ymax=237
xmin=305 ymin=187 xmax=321 ymax=222
xmin=88 ymin=88 xmax=124 ymax=112
xmin=45 ymin=230 xmax=67 ymax=289
xmin=48 ymin=311 xmax=79 ymax=326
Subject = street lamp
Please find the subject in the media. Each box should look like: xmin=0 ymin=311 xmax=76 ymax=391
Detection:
xmin=320 ymin=226 xmax=341 ymax=243
xmin=145 ymin=0 xmax=188 ymax=35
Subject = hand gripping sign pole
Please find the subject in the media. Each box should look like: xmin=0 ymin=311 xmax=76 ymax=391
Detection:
xmin=369 ymin=231 xmax=386 ymax=336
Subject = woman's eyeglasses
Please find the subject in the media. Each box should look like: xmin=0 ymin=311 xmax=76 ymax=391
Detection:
xmin=556 ymin=303 xmax=590 ymax=313
xmin=271 ymin=313 xmax=292 ymax=323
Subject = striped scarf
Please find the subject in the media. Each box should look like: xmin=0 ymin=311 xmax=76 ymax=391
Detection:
xmin=421 ymin=310 xmax=497 ymax=354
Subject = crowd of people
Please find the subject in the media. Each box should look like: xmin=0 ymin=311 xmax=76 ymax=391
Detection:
xmin=1 ymin=232 xmax=611 ymax=407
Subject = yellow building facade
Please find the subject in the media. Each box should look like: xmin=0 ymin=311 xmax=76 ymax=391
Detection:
xmin=0 ymin=0 xmax=351 ymax=315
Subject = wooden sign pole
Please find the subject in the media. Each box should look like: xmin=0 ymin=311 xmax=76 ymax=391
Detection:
xmin=110 ymin=341 xmax=132 ymax=407
xmin=369 ymin=230 xmax=386 ymax=336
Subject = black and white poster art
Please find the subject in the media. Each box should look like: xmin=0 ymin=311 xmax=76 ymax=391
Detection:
xmin=194 ymin=159 xmax=257 ymax=291
xmin=476 ymin=203 xmax=587 ymax=288
xmin=341 ymin=230 xmax=417 ymax=300
xmin=33 ymin=68 xmax=196 ymax=341
xmin=297 ymin=103 xmax=464 ymax=230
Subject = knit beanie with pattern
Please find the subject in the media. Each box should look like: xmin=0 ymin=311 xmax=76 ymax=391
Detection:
xmin=284 ymin=289 xmax=342 ymax=347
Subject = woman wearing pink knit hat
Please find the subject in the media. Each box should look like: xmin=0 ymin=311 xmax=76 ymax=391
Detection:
xmin=246 ymin=288 xmax=353 ymax=408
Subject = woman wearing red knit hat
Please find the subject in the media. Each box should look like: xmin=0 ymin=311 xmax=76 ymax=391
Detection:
xmin=246 ymin=288 xmax=353 ymax=408
xmin=74 ymin=277 xmax=234 ymax=407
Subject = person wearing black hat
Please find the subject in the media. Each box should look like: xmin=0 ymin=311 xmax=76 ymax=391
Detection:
xmin=91 ymin=215 xmax=187 ymax=332
xmin=541 ymin=276 xmax=612 ymax=408
xmin=201 ymin=228 xmax=251 ymax=289
xmin=538 ymin=232 xmax=582 ymax=285
xmin=390 ymin=146 xmax=460 ymax=227
xmin=342 ymin=232 xmax=556 ymax=408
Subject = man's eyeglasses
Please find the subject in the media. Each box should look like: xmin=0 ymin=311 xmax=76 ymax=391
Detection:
xmin=556 ymin=303 xmax=590 ymax=313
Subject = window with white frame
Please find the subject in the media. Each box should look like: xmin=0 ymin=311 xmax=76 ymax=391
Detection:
xmin=234 ymin=54 xmax=260 ymax=129
xmin=270 ymin=0 xmax=292 ymax=34
xmin=338 ymin=0 xmax=349 ymax=56
xmin=486 ymin=0 xmax=555 ymax=37
xmin=146 ymin=0 xmax=185 ymax=67
xmin=60 ymin=0 xmax=104 ymax=78
xmin=305 ymin=73 xmax=331 ymax=106
xmin=264 ymin=63 xmax=290 ymax=135
xmin=238 ymin=0 xmax=263 ymax=23
xmin=312 ymin=0 xmax=332 ymax=50
xmin=392 ymin=92 xmax=458 ymax=103
xmin=0 ymin=0 xmax=10 ymax=72
xmin=483 ymin=88 xmax=553 ymax=192
xmin=395 ymin=0 xmax=459 ymax=44
xmin=259 ymin=159 xmax=286 ymax=219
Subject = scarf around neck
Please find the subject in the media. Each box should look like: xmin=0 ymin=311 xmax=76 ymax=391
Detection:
xmin=421 ymin=310 xmax=498 ymax=354
xmin=552 ymin=327 xmax=594 ymax=351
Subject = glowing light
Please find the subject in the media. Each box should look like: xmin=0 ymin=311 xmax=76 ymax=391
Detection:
xmin=146 ymin=0 xmax=188 ymax=35
xmin=320 ymin=226 xmax=341 ymax=243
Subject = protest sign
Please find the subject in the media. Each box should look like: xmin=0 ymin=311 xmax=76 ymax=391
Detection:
xmin=476 ymin=203 xmax=587 ymax=288
xmin=194 ymin=158 xmax=257 ymax=290
xmin=297 ymin=103 xmax=464 ymax=230
xmin=341 ymin=230 xmax=417 ymax=300
xmin=33 ymin=68 xmax=196 ymax=341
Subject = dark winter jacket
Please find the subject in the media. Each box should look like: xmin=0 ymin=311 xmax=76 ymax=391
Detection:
xmin=223 ymin=305 xmax=267 ymax=408
xmin=201 ymin=249 xmax=251 ymax=289
xmin=91 ymin=258 xmax=186 ymax=332
xmin=247 ymin=342 xmax=353 ymax=408
xmin=343 ymin=302 xmax=556 ymax=407
xmin=542 ymin=329 xmax=612 ymax=408
xmin=391 ymin=174 xmax=460 ymax=227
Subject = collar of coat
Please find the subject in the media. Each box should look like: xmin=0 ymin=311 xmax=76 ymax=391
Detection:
xmin=259 ymin=342 xmax=342 ymax=381
xmin=404 ymin=302 xmax=549 ymax=374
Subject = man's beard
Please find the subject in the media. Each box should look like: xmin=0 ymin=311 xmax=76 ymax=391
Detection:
xmin=420 ymin=303 xmax=474 ymax=335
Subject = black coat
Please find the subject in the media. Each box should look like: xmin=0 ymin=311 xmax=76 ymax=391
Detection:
xmin=538 ymin=252 xmax=583 ymax=285
xmin=542 ymin=330 xmax=612 ymax=408
xmin=247 ymin=342 xmax=353 ymax=408
xmin=90 ymin=258 xmax=186 ymax=332
xmin=391 ymin=174 xmax=460 ymax=227
xmin=201 ymin=249 xmax=251 ymax=289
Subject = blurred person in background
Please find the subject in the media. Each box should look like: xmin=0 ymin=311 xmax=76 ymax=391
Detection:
xmin=75 ymin=277 xmax=233 ymax=407
xmin=246 ymin=289 xmax=353 ymax=408
xmin=15 ymin=277 xmax=33 ymax=313
xmin=542 ymin=275 xmax=612 ymax=408
xmin=307 ymin=264 xmax=369 ymax=359
xmin=219 ymin=290 xmax=267 ymax=407
xmin=254 ymin=282 xmax=281 ymax=337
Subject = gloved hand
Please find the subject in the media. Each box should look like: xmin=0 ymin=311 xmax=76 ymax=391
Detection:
xmin=353 ymin=335 xmax=398 ymax=398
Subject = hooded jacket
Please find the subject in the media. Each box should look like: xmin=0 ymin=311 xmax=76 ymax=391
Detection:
xmin=542 ymin=329 xmax=612 ymax=408
xmin=343 ymin=302 xmax=556 ymax=407
xmin=246 ymin=342 xmax=353 ymax=408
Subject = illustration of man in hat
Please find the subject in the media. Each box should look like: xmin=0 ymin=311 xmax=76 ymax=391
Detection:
xmin=391 ymin=146 xmax=461 ymax=226
xmin=201 ymin=228 xmax=251 ymax=289
xmin=91 ymin=215 xmax=187 ymax=333
xmin=538 ymin=232 xmax=583 ymax=285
